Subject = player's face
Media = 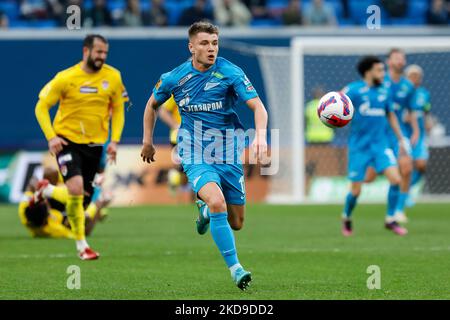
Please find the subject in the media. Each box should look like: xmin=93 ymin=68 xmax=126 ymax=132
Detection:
xmin=84 ymin=39 xmax=109 ymax=71
xmin=189 ymin=32 xmax=219 ymax=68
xmin=388 ymin=52 xmax=406 ymax=73
xmin=407 ymin=72 xmax=422 ymax=87
xmin=370 ymin=62 xmax=385 ymax=86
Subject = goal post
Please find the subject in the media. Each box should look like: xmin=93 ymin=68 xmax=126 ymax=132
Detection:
xmin=258 ymin=36 xmax=450 ymax=204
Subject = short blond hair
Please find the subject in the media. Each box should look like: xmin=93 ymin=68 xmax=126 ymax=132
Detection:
xmin=405 ymin=64 xmax=423 ymax=76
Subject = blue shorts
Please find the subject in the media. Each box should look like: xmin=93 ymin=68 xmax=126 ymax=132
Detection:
xmin=348 ymin=147 xmax=397 ymax=182
xmin=182 ymin=163 xmax=246 ymax=205
xmin=388 ymin=133 xmax=412 ymax=158
xmin=412 ymin=137 xmax=429 ymax=161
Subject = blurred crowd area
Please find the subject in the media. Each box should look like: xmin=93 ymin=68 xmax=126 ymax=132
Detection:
xmin=1 ymin=0 xmax=450 ymax=29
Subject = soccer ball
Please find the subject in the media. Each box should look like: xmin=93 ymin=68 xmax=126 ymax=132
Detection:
xmin=317 ymin=91 xmax=354 ymax=128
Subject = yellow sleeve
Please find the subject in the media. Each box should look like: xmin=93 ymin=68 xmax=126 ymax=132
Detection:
xmin=110 ymin=73 xmax=125 ymax=142
xmin=18 ymin=199 xmax=30 ymax=226
xmin=35 ymin=73 xmax=66 ymax=141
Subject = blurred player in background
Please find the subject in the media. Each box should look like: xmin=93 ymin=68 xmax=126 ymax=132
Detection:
xmin=19 ymin=167 xmax=109 ymax=239
xmin=341 ymin=56 xmax=409 ymax=236
xmin=365 ymin=49 xmax=420 ymax=223
xmin=405 ymin=64 xmax=432 ymax=207
xmin=157 ymin=95 xmax=191 ymax=197
xmin=35 ymin=34 xmax=126 ymax=260
xmin=384 ymin=49 xmax=420 ymax=223
xmin=141 ymin=21 xmax=268 ymax=290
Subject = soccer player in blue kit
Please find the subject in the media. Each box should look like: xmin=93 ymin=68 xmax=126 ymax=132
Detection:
xmin=366 ymin=49 xmax=420 ymax=223
xmin=141 ymin=22 xmax=268 ymax=290
xmin=341 ymin=56 xmax=409 ymax=236
xmin=405 ymin=64 xmax=432 ymax=207
xmin=384 ymin=49 xmax=420 ymax=222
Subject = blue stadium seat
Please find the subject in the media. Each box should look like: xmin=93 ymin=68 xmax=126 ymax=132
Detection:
xmin=165 ymin=1 xmax=191 ymax=26
xmin=84 ymin=0 xmax=93 ymax=10
xmin=0 ymin=1 xmax=19 ymax=20
xmin=349 ymin=0 xmax=381 ymax=25
xmin=107 ymin=0 xmax=126 ymax=11
xmin=250 ymin=18 xmax=282 ymax=27
xmin=140 ymin=1 xmax=151 ymax=12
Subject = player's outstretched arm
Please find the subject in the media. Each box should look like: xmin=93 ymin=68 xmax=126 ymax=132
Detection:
xmin=388 ymin=111 xmax=410 ymax=155
xmin=141 ymin=94 xmax=159 ymax=163
xmin=246 ymin=97 xmax=268 ymax=161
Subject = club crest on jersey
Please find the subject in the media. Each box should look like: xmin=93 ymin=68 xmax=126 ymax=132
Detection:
xmin=204 ymin=82 xmax=220 ymax=91
xmin=178 ymin=73 xmax=193 ymax=87
xmin=102 ymin=80 xmax=109 ymax=90
xmin=79 ymin=86 xmax=98 ymax=94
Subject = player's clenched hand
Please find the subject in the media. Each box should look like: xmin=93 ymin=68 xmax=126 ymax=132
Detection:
xmin=251 ymin=136 xmax=268 ymax=162
xmin=141 ymin=143 xmax=156 ymax=163
xmin=107 ymin=141 xmax=118 ymax=165
xmin=48 ymin=136 xmax=68 ymax=156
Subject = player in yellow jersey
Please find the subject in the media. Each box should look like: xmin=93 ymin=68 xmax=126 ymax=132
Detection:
xmin=18 ymin=168 xmax=109 ymax=239
xmin=35 ymin=34 xmax=126 ymax=260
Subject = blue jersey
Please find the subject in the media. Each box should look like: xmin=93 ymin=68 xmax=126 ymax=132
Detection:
xmin=343 ymin=80 xmax=393 ymax=152
xmin=153 ymin=57 xmax=258 ymax=164
xmin=412 ymin=86 xmax=431 ymax=138
xmin=384 ymin=74 xmax=416 ymax=137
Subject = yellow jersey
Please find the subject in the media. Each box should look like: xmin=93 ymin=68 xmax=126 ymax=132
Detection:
xmin=18 ymin=192 xmax=74 ymax=239
xmin=36 ymin=62 xmax=125 ymax=144
xmin=162 ymin=96 xmax=180 ymax=144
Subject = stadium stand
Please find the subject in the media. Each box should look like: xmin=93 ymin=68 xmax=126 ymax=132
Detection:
xmin=0 ymin=0 xmax=448 ymax=29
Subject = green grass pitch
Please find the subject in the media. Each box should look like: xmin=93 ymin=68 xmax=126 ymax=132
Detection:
xmin=0 ymin=203 xmax=449 ymax=299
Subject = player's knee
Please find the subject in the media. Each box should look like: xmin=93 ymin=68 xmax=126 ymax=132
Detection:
xmin=207 ymin=196 xmax=226 ymax=213
xmin=399 ymin=158 xmax=413 ymax=175
xmin=389 ymin=173 xmax=402 ymax=186
xmin=66 ymin=178 xmax=84 ymax=196
xmin=351 ymin=184 xmax=362 ymax=197
xmin=230 ymin=216 xmax=244 ymax=231
xmin=416 ymin=161 xmax=427 ymax=173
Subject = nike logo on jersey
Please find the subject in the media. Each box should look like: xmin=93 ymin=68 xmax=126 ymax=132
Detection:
xmin=204 ymin=82 xmax=220 ymax=91
xmin=182 ymin=87 xmax=192 ymax=93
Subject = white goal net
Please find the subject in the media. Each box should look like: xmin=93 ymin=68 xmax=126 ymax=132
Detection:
xmin=254 ymin=37 xmax=450 ymax=204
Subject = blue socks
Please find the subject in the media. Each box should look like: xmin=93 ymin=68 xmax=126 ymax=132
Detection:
xmin=343 ymin=192 xmax=358 ymax=218
xmin=396 ymin=192 xmax=408 ymax=213
xmin=387 ymin=185 xmax=400 ymax=217
xmin=209 ymin=212 xmax=239 ymax=268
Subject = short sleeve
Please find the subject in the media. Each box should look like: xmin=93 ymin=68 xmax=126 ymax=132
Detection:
xmin=152 ymin=72 xmax=173 ymax=105
xmin=38 ymin=72 xmax=66 ymax=106
xmin=232 ymin=69 xmax=258 ymax=102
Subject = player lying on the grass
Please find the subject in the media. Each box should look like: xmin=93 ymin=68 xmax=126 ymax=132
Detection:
xmin=341 ymin=55 xmax=409 ymax=236
xmin=18 ymin=168 xmax=110 ymax=239
xmin=34 ymin=34 xmax=126 ymax=260
xmin=404 ymin=64 xmax=433 ymax=207
xmin=141 ymin=21 xmax=268 ymax=290
xmin=364 ymin=49 xmax=420 ymax=224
